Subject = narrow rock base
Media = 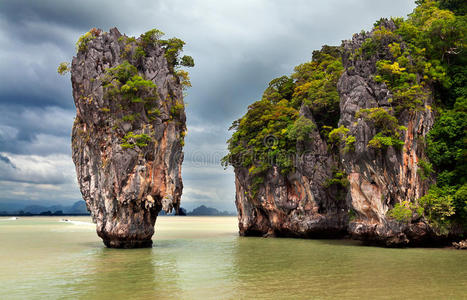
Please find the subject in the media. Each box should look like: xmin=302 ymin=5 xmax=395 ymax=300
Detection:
xmin=103 ymin=239 xmax=153 ymax=249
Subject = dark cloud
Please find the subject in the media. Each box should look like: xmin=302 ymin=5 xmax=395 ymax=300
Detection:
xmin=0 ymin=154 xmax=15 ymax=169
xmin=0 ymin=0 xmax=417 ymax=208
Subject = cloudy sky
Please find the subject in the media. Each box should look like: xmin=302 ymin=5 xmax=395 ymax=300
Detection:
xmin=0 ymin=0 xmax=416 ymax=211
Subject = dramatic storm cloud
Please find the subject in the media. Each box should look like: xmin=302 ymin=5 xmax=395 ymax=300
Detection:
xmin=0 ymin=0 xmax=416 ymax=210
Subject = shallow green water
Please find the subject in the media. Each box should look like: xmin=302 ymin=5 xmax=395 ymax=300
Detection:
xmin=0 ymin=216 xmax=466 ymax=299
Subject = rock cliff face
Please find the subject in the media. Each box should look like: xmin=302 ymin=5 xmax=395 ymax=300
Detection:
xmin=338 ymin=23 xmax=437 ymax=246
xmin=71 ymin=28 xmax=186 ymax=248
xmin=233 ymin=21 xmax=454 ymax=246
xmin=235 ymin=105 xmax=348 ymax=238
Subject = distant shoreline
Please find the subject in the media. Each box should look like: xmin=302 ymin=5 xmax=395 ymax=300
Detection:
xmin=0 ymin=213 xmax=90 ymax=217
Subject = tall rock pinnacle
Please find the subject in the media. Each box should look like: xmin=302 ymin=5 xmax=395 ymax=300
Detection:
xmin=70 ymin=28 xmax=190 ymax=248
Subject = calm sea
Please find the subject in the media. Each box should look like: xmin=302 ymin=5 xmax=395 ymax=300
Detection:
xmin=0 ymin=216 xmax=466 ymax=299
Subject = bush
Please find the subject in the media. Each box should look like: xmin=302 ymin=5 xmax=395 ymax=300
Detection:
xmin=291 ymin=46 xmax=343 ymax=129
xmin=286 ymin=116 xmax=315 ymax=142
xmin=159 ymin=38 xmax=185 ymax=68
xmin=170 ymin=103 xmax=185 ymax=118
xmin=417 ymin=159 xmax=434 ymax=180
xmin=180 ymin=55 xmax=195 ymax=67
xmin=121 ymin=132 xmax=152 ymax=149
xmin=419 ymin=186 xmax=455 ymax=233
xmin=388 ymin=201 xmax=417 ymax=223
xmin=175 ymin=70 xmax=192 ymax=89
xmin=140 ymin=29 xmax=165 ymax=45
xmin=76 ymin=30 xmax=97 ymax=52
xmin=356 ymin=108 xmax=406 ymax=149
xmin=57 ymin=62 xmax=70 ymax=75
xmin=328 ymin=126 xmax=355 ymax=153
xmin=324 ymin=169 xmax=349 ymax=189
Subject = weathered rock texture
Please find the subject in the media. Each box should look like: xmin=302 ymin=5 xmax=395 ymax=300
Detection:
xmin=235 ymin=105 xmax=348 ymax=238
xmin=338 ymin=23 xmax=437 ymax=246
xmin=234 ymin=21 xmax=457 ymax=246
xmin=71 ymin=28 xmax=186 ymax=248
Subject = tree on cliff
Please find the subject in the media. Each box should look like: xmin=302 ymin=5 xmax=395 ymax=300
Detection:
xmin=223 ymin=0 xmax=466 ymax=244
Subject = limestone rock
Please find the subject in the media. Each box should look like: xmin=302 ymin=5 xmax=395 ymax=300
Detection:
xmin=337 ymin=21 xmax=436 ymax=246
xmin=233 ymin=20 xmax=462 ymax=246
xmin=71 ymin=28 xmax=186 ymax=248
xmin=235 ymin=105 xmax=348 ymax=238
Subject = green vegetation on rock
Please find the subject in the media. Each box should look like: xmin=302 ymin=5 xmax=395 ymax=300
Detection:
xmin=76 ymin=28 xmax=100 ymax=52
xmin=121 ymin=132 xmax=152 ymax=149
xmin=57 ymin=62 xmax=70 ymax=75
xmin=223 ymin=0 xmax=467 ymax=231
xmin=222 ymin=46 xmax=343 ymax=191
xmin=355 ymin=107 xmax=406 ymax=149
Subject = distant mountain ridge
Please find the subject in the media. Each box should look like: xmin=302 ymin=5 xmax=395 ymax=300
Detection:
xmin=0 ymin=202 xmax=236 ymax=216
xmin=0 ymin=201 xmax=89 ymax=215
xmin=158 ymin=205 xmax=236 ymax=216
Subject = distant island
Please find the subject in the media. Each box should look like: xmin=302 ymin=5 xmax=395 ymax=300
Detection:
xmin=0 ymin=201 xmax=89 ymax=216
xmin=159 ymin=205 xmax=236 ymax=216
xmin=0 ymin=202 xmax=236 ymax=217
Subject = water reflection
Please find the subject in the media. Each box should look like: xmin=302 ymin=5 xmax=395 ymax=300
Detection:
xmin=61 ymin=243 xmax=182 ymax=298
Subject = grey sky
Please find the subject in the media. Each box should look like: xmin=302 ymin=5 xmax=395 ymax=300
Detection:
xmin=0 ymin=0 xmax=416 ymax=211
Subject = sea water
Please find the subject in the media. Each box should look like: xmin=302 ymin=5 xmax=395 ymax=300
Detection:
xmin=0 ymin=216 xmax=466 ymax=299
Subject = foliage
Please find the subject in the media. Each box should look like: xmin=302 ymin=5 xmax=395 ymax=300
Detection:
xmin=388 ymin=200 xmax=424 ymax=223
xmin=328 ymin=126 xmax=355 ymax=152
xmin=133 ymin=46 xmax=146 ymax=60
xmin=102 ymin=61 xmax=157 ymax=105
xmin=223 ymin=46 xmax=344 ymax=197
xmin=426 ymin=100 xmax=467 ymax=186
xmin=57 ymin=62 xmax=70 ymax=75
xmin=324 ymin=169 xmax=349 ymax=189
xmin=425 ymin=96 xmax=466 ymax=226
xmin=353 ymin=0 xmax=467 ymax=117
xmin=417 ymin=159 xmax=434 ymax=180
xmin=104 ymin=60 xmax=138 ymax=83
xmin=122 ymin=113 xmax=140 ymax=122
xmin=139 ymin=29 xmax=195 ymax=73
xmin=180 ymin=55 xmax=195 ymax=67
xmin=159 ymin=38 xmax=185 ymax=68
xmin=222 ymin=94 xmax=299 ymax=173
xmin=356 ymin=107 xmax=406 ymax=149
xmin=419 ymin=186 xmax=455 ymax=232
xmin=396 ymin=0 xmax=467 ymax=228
xmin=454 ymin=184 xmax=467 ymax=222
xmin=121 ymin=132 xmax=152 ymax=149
xmin=286 ymin=116 xmax=315 ymax=142
xmin=291 ymin=46 xmax=344 ymax=130
xmin=262 ymin=76 xmax=294 ymax=103
xmin=175 ymin=70 xmax=192 ymax=89
xmin=100 ymin=60 xmax=162 ymax=128
xmin=222 ymin=0 xmax=467 ymax=215
xmin=170 ymin=103 xmax=185 ymax=118
xmin=140 ymin=29 xmax=165 ymax=45
xmin=76 ymin=30 xmax=98 ymax=52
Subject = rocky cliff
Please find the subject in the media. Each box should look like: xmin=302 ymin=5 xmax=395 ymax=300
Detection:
xmin=71 ymin=28 xmax=188 ymax=248
xmin=337 ymin=21 xmax=437 ymax=246
xmin=234 ymin=104 xmax=348 ymax=238
xmin=226 ymin=3 xmax=466 ymax=247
